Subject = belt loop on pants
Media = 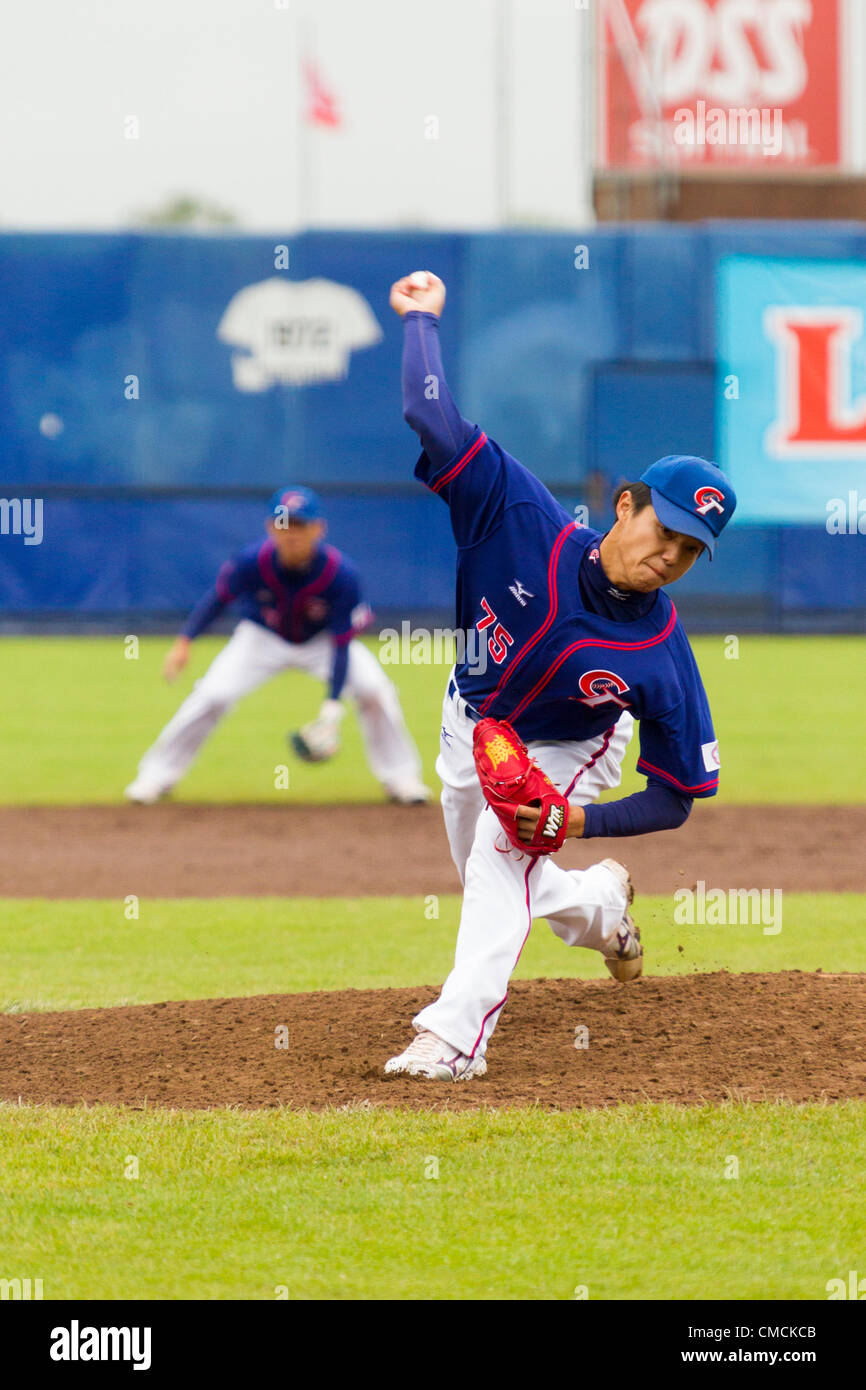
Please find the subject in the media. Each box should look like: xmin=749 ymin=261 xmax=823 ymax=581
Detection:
xmin=448 ymin=675 xmax=482 ymax=725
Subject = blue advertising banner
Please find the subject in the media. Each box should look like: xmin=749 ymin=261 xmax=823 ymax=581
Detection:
xmin=0 ymin=232 xmax=463 ymax=488
xmin=1 ymin=229 xmax=863 ymax=629
xmin=717 ymin=256 xmax=866 ymax=524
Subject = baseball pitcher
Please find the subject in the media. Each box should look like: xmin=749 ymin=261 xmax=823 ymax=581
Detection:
xmin=384 ymin=272 xmax=736 ymax=1081
xmin=125 ymin=487 xmax=429 ymax=805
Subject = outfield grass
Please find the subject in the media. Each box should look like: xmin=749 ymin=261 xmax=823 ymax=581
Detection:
xmin=1 ymin=634 xmax=861 ymax=1303
xmin=0 ymin=635 xmax=863 ymax=805
xmin=1 ymin=1100 xmax=862 ymax=1300
xmin=1 ymin=893 xmax=862 ymax=1013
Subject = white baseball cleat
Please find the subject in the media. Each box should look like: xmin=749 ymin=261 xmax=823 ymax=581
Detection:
xmin=123 ymin=777 xmax=170 ymax=805
xmin=384 ymin=1029 xmax=487 ymax=1081
xmin=385 ymin=779 xmax=432 ymax=806
xmin=599 ymin=858 xmax=643 ymax=982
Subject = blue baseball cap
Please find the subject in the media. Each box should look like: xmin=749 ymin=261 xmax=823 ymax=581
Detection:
xmin=268 ymin=486 xmax=322 ymax=525
xmin=639 ymin=455 xmax=736 ymax=558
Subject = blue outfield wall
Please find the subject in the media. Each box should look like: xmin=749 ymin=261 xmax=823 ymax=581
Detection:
xmin=0 ymin=224 xmax=863 ymax=632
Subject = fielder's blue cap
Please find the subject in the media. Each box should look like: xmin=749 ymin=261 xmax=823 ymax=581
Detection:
xmin=639 ymin=455 xmax=736 ymax=558
xmin=268 ymin=486 xmax=322 ymax=525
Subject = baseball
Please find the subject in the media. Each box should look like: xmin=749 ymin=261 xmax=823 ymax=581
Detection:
xmin=408 ymin=271 xmax=429 ymax=290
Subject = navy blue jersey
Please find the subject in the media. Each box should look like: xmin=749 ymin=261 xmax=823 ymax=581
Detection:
xmin=417 ymin=427 xmax=720 ymax=798
xmin=182 ymin=540 xmax=372 ymax=648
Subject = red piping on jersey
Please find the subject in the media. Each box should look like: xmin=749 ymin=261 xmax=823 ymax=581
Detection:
xmin=478 ymin=520 xmax=579 ymax=716
xmin=563 ymin=725 xmax=614 ymax=798
xmin=332 ymin=603 xmax=374 ymax=647
xmin=257 ymin=542 xmax=340 ymax=641
xmin=636 ymin=756 xmax=718 ymax=795
xmin=470 ymin=856 xmax=538 ymax=1059
xmin=288 ymin=546 xmax=340 ymax=642
xmin=257 ymin=541 xmax=288 ymax=629
xmin=505 ymin=603 xmax=679 ymax=724
xmin=429 ymin=432 xmax=488 ymax=493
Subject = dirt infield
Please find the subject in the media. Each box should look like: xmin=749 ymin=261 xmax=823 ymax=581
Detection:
xmin=0 ymin=802 xmax=863 ymax=897
xmin=3 ymin=801 xmax=862 ymax=1114
xmin=3 ymin=973 xmax=865 ymax=1111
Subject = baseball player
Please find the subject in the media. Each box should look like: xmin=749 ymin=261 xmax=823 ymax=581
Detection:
xmin=384 ymin=271 xmax=736 ymax=1081
xmin=124 ymin=486 xmax=430 ymax=805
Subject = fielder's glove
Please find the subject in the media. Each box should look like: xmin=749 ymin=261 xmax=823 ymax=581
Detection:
xmin=473 ymin=716 xmax=570 ymax=855
xmin=289 ymin=699 xmax=345 ymax=763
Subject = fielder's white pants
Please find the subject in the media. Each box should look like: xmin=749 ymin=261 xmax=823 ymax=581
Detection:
xmin=134 ymin=619 xmax=423 ymax=793
xmin=413 ymin=674 xmax=635 ymax=1058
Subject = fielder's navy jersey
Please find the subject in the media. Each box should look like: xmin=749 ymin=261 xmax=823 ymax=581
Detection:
xmin=182 ymin=540 xmax=372 ymax=648
xmin=417 ymin=427 xmax=720 ymax=798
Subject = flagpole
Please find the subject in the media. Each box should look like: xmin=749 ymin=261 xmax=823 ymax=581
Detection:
xmin=604 ymin=0 xmax=673 ymax=214
xmin=579 ymin=0 xmax=595 ymax=223
xmin=297 ymin=16 xmax=313 ymax=229
xmin=494 ymin=0 xmax=511 ymax=225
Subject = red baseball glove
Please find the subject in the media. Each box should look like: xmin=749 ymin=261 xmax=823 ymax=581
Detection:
xmin=472 ymin=717 xmax=570 ymax=856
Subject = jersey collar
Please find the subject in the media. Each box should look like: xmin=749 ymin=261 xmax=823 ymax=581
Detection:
xmin=579 ymin=534 xmax=658 ymax=621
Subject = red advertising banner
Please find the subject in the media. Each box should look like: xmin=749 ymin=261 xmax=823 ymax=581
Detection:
xmin=600 ymin=0 xmax=840 ymax=168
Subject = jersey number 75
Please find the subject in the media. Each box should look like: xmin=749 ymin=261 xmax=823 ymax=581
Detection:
xmin=477 ymin=597 xmax=514 ymax=665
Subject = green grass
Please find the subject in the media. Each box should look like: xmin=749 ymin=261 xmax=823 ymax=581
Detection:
xmin=1 ymin=1100 xmax=863 ymax=1300
xmin=0 ymin=634 xmax=444 ymax=805
xmin=0 ymin=632 xmax=861 ymax=1303
xmin=638 ymin=634 xmax=866 ymax=807
xmin=0 ymin=634 xmax=862 ymax=805
xmin=1 ymin=893 xmax=862 ymax=1013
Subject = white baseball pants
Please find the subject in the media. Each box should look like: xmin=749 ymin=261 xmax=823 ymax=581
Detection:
xmin=413 ymin=675 xmax=635 ymax=1058
xmin=133 ymin=619 xmax=423 ymax=794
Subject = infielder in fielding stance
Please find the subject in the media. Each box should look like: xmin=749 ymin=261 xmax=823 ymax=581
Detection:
xmin=385 ymin=271 xmax=736 ymax=1081
xmin=125 ymin=487 xmax=429 ymax=805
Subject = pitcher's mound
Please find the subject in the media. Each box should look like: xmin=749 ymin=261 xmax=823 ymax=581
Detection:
xmin=3 ymin=972 xmax=865 ymax=1111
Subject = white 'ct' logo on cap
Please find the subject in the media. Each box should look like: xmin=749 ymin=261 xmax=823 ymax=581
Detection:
xmin=694 ymin=486 xmax=725 ymax=516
